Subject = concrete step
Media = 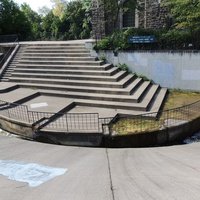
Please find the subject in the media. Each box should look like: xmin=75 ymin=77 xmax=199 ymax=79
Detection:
xmin=11 ymin=71 xmax=127 ymax=82
xmin=25 ymin=46 xmax=87 ymax=50
xmin=13 ymin=78 xmax=142 ymax=95
xmin=40 ymin=81 xmax=153 ymax=103
xmin=147 ymin=88 xmax=168 ymax=116
xmin=14 ymin=66 xmax=119 ymax=76
xmin=24 ymin=43 xmax=85 ymax=47
xmin=75 ymin=84 xmax=160 ymax=111
xmin=25 ymin=44 xmax=86 ymax=47
xmin=23 ymin=49 xmax=89 ymax=54
xmin=15 ymin=63 xmax=113 ymax=71
xmin=21 ymin=56 xmax=96 ymax=61
xmin=18 ymin=60 xmax=104 ymax=66
xmin=22 ymin=52 xmax=91 ymax=57
xmin=9 ymin=74 xmax=135 ymax=89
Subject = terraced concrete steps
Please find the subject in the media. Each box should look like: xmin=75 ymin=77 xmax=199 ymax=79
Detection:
xmin=15 ymin=63 xmax=113 ymax=71
xmin=25 ymin=46 xmax=86 ymax=50
xmin=21 ymin=56 xmax=96 ymax=61
xmin=40 ymin=81 xmax=153 ymax=103
xmin=17 ymin=78 xmax=142 ymax=95
xmin=10 ymin=74 xmax=136 ymax=89
xmin=18 ymin=60 xmax=104 ymax=66
xmin=22 ymin=52 xmax=91 ymax=57
xmin=11 ymin=70 xmax=127 ymax=82
xmin=23 ymin=49 xmax=90 ymax=53
xmin=0 ymin=41 xmax=168 ymax=116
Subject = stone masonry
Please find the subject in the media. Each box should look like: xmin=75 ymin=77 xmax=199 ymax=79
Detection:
xmin=91 ymin=0 xmax=169 ymax=37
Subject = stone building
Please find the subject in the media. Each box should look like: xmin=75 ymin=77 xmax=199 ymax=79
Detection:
xmin=91 ymin=0 xmax=169 ymax=38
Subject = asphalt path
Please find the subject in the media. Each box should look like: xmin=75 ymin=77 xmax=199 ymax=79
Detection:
xmin=0 ymin=135 xmax=200 ymax=200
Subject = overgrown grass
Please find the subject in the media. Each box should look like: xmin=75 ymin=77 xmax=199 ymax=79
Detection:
xmin=112 ymin=90 xmax=200 ymax=135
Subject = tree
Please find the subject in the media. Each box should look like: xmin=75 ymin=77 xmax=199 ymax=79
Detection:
xmin=164 ymin=0 xmax=200 ymax=31
xmin=21 ymin=3 xmax=42 ymax=40
xmin=0 ymin=0 xmax=31 ymax=38
xmin=62 ymin=0 xmax=91 ymax=39
xmin=51 ymin=0 xmax=67 ymax=20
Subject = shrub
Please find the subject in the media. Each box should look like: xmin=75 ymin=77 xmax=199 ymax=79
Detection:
xmin=116 ymin=63 xmax=129 ymax=72
xmin=94 ymin=28 xmax=199 ymax=51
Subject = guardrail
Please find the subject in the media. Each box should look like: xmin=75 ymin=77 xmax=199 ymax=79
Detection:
xmin=0 ymin=99 xmax=112 ymax=133
xmin=0 ymin=35 xmax=19 ymax=69
xmin=0 ymin=98 xmax=200 ymax=135
xmin=0 ymin=34 xmax=19 ymax=43
xmin=110 ymin=100 xmax=200 ymax=135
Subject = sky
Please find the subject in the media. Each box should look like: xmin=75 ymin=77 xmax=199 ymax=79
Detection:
xmin=14 ymin=0 xmax=54 ymax=12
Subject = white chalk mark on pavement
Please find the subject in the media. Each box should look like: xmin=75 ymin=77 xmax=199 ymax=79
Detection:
xmin=30 ymin=102 xmax=48 ymax=109
xmin=0 ymin=160 xmax=67 ymax=187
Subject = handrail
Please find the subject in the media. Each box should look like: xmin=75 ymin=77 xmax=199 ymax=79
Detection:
xmin=0 ymin=98 xmax=200 ymax=134
xmin=0 ymin=37 xmax=19 ymax=68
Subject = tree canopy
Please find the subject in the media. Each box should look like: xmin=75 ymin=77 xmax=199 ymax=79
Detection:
xmin=0 ymin=0 xmax=31 ymax=38
xmin=165 ymin=0 xmax=200 ymax=31
xmin=0 ymin=0 xmax=92 ymax=40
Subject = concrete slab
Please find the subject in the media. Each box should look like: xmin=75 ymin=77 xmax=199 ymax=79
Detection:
xmin=0 ymin=82 xmax=17 ymax=92
xmin=0 ymin=135 xmax=200 ymax=200
xmin=0 ymin=135 xmax=112 ymax=200
xmin=0 ymin=88 xmax=37 ymax=103
xmin=68 ymin=106 xmax=117 ymax=118
xmin=108 ymin=144 xmax=200 ymax=200
xmin=23 ymin=95 xmax=74 ymax=113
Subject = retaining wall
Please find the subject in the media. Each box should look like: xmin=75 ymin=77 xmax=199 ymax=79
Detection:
xmin=106 ymin=116 xmax=200 ymax=148
xmin=97 ymin=50 xmax=200 ymax=91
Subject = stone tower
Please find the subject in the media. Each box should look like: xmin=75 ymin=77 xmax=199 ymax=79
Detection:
xmin=91 ymin=0 xmax=168 ymax=38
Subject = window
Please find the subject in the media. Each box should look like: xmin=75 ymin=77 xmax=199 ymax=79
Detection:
xmin=123 ymin=9 xmax=135 ymax=28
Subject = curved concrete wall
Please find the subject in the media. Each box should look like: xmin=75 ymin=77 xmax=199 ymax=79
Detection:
xmin=98 ymin=50 xmax=200 ymax=91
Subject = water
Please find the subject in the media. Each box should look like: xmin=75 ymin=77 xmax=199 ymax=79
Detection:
xmin=183 ymin=132 xmax=200 ymax=144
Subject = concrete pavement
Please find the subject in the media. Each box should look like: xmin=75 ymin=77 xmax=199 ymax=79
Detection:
xmin=0 ymin=134 xmax=200 ymax=200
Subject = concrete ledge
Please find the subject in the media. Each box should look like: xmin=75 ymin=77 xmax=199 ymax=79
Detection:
xmin=0 ymin=115 xmax=33 ymax=138
xmin=0 ymin=112 xmax=200 ymax=147
xmin=106 ymin=117 xmax=200 ymax=148
xmin=36 ymin=131 xmax=103 ymax=147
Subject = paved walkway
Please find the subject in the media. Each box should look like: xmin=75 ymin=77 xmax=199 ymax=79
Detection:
xmin=0 ymin=134 xmax=200 ymax=200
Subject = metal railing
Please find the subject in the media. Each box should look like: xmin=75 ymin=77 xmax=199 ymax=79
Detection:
xmin=110 ymin=100 xmax=200 ymax=135
xmin=0 ymin=98 xmax=200 ymax=135
xmin=0 ymin=99 xmax=112 ymax=133
xmin=0 ymin=35 xmax=19 ymax=68
xmin=0 ymin=34 xmax=19 ymax=43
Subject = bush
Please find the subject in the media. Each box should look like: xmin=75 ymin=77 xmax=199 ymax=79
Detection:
xmin=94 ymin=28 xmax=199 ymax=51
xmin=116 ymin=63 xmax=129 ymax=72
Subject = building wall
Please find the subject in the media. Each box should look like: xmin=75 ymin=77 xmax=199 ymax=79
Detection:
xmin=91 ymin=0 xmax=168 ymax=38
xmin=139 ymin=0 xmax=168 ymax=29
xmin=91 ymin=0 xmax=105 ymax=39
xmin=97 ymin=50 xmax=200 ymax=91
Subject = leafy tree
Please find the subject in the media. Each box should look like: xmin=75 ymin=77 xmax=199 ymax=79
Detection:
xmin=164 ymin=0 xmax=200 ymax=31
xmin=21 ymin=3 xmax=42 ymax=40
xmin=0 ymin=0 xmax=31 ymax=38
xmin=62 ymin=0 xmax=91 ymax=39
xmin=51 ymin=0 xmax=67 ymax=20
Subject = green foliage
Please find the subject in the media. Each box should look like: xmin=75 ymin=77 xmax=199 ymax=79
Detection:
xmin=21 ymin=3 xmax=42 ymax=40
xmin=0 ymin=0 xmax=31 ymax=39
xmin=95 ymin=27 xmax=200 ymax=50
xmin=164 ymin=0 xmax=200 ymax=31
xmin=99 ymin=54 xmax=107 ymax=63
xmin=116 ymin=63 xmax=129 ymax=72
xmin=0 ymin=0 xmax=92 ymax=41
